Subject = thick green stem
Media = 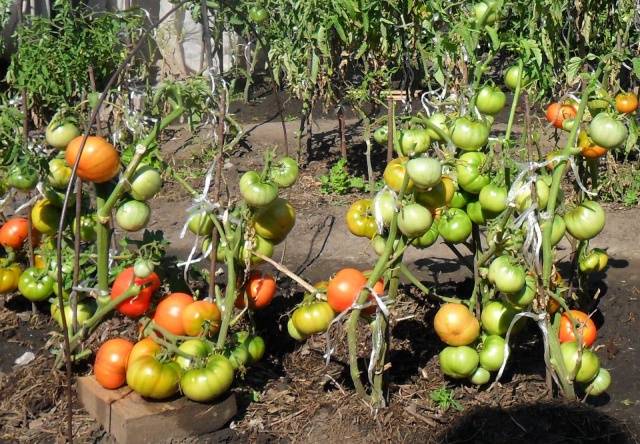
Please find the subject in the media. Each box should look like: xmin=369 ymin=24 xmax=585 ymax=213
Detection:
xmin=215 ymin=220 xmax=240 ymax=350
xmin=398 ymin=264 xmax=460 ymax=303
xmin=95 ymin=185 xmax=111 ymax=299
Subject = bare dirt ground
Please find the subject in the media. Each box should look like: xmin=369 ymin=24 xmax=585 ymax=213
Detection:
xmin=1 ymin=93 xmax=639 ymax=443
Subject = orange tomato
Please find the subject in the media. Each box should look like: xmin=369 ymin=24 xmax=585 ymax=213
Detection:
xmin=128 ymin=337 xmax=161 ymax=364
xmin=327 ymin=268 xmax=367 ymax=312
xmin=153 ymin=293 xmax=194 ymax=335
xmin=182 ymin=300 xmax=221 ymax=336
xmin=578 ymin=131 xmax=607 ymax=159
xmin=546 ymin=102 xmax=577 ymax=129
xmin=237 ymin=271 xmax=277 ymax=310
xmin=94 ymin=338 xmax=134 ymax=389
xmin=558 ymin=309 xmax=597 ymax=347
xmin=65 ymin=136 xmax=120 ymax=183
xmin=434 ymin=303 xmax=480 ymax=346
xmin=0 ymin=217 xmax=30 ymax=250
xmin=615 ymin=92 xmax=638 ymax=114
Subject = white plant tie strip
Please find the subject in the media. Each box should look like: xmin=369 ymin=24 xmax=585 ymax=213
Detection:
xmin=490 ymin=311 xmax=560 ymax=390
xmin=373 ymin=186 xmax=397 ymax=234
xmin=323 ymin=284 xmax=391 ymax=367
xmin=569 ymin=156 xmax=597 ymax=197
xmin=366 ymin=285 xmax=389 ymax=385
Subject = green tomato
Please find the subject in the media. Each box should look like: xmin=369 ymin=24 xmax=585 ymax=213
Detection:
xmin=451 ymin=117 xmax=490 ymax=151
xmin=180 ymin=354 xmax=235 ymax=402
xmin=588 ymin=113 xmax=628 ymax=149
xmin=373 ymin=126 xmax=388 ymax=145
xmin=560 ymin=342 xmax=600 ymax=384
xmin=508 ymin=274 xmax=537 ymax=307
xmin=450 ymin=189 xmax=473 ymax=209
xmin=245 ymin=336 xmax=266 ymax=364
xmin=270 ymin=157 xmax=299 ymax=188
xmin=188 ymin=211 xmax=215 ymax=236
xmin=587 ymin=87 xmax=611 ymax=116
xmin=126 ymin=356 xmax=182 ymax=399
xmin=438 ymin=208 xmax=472 ymax=243
xmin=253 ymin=197 xmax=296 ymax=244
xmin=479 ymin=335 xmax=507 ymax=372
xmin=488 ymin=255 xmax=526 ymax=294
xmin=397 ymin=128 xmax=431 ymax=157
xmin=466 ymin=201 xmax=489 ymax=225
xmin=425 ymin=112 xmax=450 ymax=142
xmin=398 ymin=203 xmax=433 ymax=238
xmin=18 ymin=267 xmax=54 ymax=301
xmin=540 ymin=215 xmax=566 ymax=246
xmin=239 ymin=171 xmax=278 ymax=207
xmin=504 ymin=65 xmax=528 ymax=91
xmin=228 ymin=344 xmax=250 ymax=370
xmin=115 ymin=200 xmax=151 ymax=232
xmin=476 ymin=86 xmax=506 ymax=115
xmin=175 ymin=339 xmax=211 ymax=370
xmin=579 ymin=248 xmax=608 ymax=273
xmin=515 ymin=178 xmax=550 ymax=212
xmin=473 ymin=0 xmax=498 ymax=25
xmin=238 ymin=235 xmax=274 ymax=265
xmin=7 ymin=165 xmax=38 ymax=191
xmin=48 ymin=158 xmax=72 ymax=190
xmin=288 ymin=318 xmax=307 ymax=341
xmin=456 ymin=152 xmax=490 ymax=194
xmin=481 ymin=300 xmax=517 ymax=336
xmin=130 ymin=166 xmax=162 ymax=201
xmin=411 ymin=218 xmax=439 ymax=249
xmin=45 ymin=120 xmax=81 ymax=150
xmin=470 ymin=366 xmax=491 ymax=385
xmin=439 ymin=345 xmax=479 ymax=379
xmin=564 ymin=200 xmax=605 ymax=240
xmin=249 ymin=6 xmax=269 ymax=23
xmin=585 ymin=368 xmax=611 ymax=396
xmin=479 ymin=184 xmax=507 ymax=213
xmin=50 ymin=299 xmax=96 ymax=333
xmin=133 ymin=258 xmax=155 ymax=278
xmin=72 ymin=214 xmax=98 ymax=242
xmin=292 ymin=301 xmax=335 ymax=336
xmin=406 ymin=157 xmax=442 ymax=190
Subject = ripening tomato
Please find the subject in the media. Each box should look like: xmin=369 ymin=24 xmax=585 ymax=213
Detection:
xmin=546 ymin=102 xmax=577 ymax=129
xmin=383 ymin=158 xmax=414 ymax=193
xmin=327 ymin=268 xmax=367 ymax=312
xmin=180 ymin=355 xmax=235 ymax=402
xmin=578 ymin=131 xmax=607 ymax=159
xmin=434 ymin=303 xmax=480 ymax=346
xmin=0 ymin=217 xmax=30 ymax=250
xmin=558 ymin=310 xmax=597 ymax=347
xmin=239 ymin=171 xmax=278 ymax=207
xmin=0 ymin=263 xmax=22 ymax=294
xmin=253 ymin=197 xmax=296 ymax=244
xmin=129 ymin=337 xmax=161 ymax=364
xmin=615 ymin=92 xmax=638 ymax=114
xmin=65 ymin=136 xmax=120 ymax=183
xmin=235 ymin=271 xmax=276 ymax=310
xmin=414 ymin=176 xmax=455 ymax=209
xmin=126 ymin=355 xmax=182 ymax=399
xmin=182 ymin=300 xmax=221 ymax=337
xmin=291 ymin=301 xmax=335 ymax=336
xmin=94 ymin=338 xmax=134 ymax=389
xmin=31 ymin=199 xmax=61 ymax=235
xmin=153 ymin=293 xmax=194 ymax=335
xmin=346 ymin=199 xmax=377 ymax=239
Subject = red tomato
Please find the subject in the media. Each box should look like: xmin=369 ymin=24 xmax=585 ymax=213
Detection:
xmin=546 ymin=102 xmax=577 ymax=129
xmin=153 ymin=292 xmax=194 ymax=335
xmin=110 ymin=267 xmax=161 ymax=318
xmin=0 ymin=217 xmax=30 ymax=250
xmin=327 ymin=268 xmax=367 ymax=312
xmin=182 ymin=300 xmax=221 ymax=336
xmin=94 ymin=338 xmax=134 ymax=389
xmin=558 ymin=310 xmax=597 ymax=347
xmin=236 ymin=271 xmax=276 ymax=310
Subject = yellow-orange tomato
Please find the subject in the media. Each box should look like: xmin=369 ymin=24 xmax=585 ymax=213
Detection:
xmin=128 ymin=337 xmax=161 ymax=364
xmin=94 ymin=338 xmax=134 ymax=389
xmin=615 ymin=92 xmax=638 ymax=114
xmin=182 ymin=300 xmax=221 ymax=336
xmin=578 ymin=131 xmax=607 ymax=159
xmin=327 ymin=268 xmax=367 ymax=312
xmin=236 ymin=271 xmax=277 ymax=310
xmin=65 ymin=136 xmax=120 ymax=183
xmin=559 ymin=310 xmax=597 ymax=347
xmin=434 ymin=303 xmax=480 ymax=346
xmin=153 ymin=292 xmax=194 ymax=336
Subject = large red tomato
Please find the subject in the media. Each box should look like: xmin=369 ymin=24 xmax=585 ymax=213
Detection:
xmin=327 ymin=268 xmax=368 ymax=312
xmin=94 ymin=338 xmax=134 ymax=389
xmin=236 ymin=271 xmax=276 ymax=310
xmin=65 ymin=136 xmax=120 ymax=183
xmin=110 ymin=267 xmax=161 ymax=317
xmin=0 ymin=217 xmax=30 ymax=250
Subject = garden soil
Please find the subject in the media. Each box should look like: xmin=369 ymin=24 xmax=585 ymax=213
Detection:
xmin=1 ymin=97 xmax=639 ymax=443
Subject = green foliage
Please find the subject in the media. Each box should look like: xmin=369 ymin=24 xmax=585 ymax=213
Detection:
xmin=319 ymin=158 xmax=373 ymax=195
xmin=5 ymin=3 xmax=144 ymax=117
xmin=599 ymin=163 xmax=640 ymax=208
xmin=429 ymin=387 xmax=463 ymax=413
xmin=0 ymin=96 xmax=24 ymax=166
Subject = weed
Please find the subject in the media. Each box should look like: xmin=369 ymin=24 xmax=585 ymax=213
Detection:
xmin=319 ymin=158 xmax=379 ymax=195
xmin=429 ymin=387 xmax=463 ymax=413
